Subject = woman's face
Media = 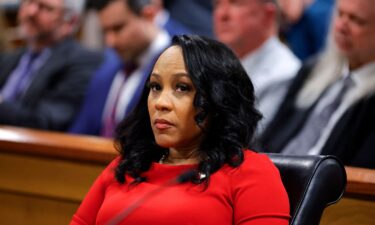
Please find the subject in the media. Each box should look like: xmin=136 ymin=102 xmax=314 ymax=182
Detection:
xmin=148 ymin=46 xmax=203 ymax=152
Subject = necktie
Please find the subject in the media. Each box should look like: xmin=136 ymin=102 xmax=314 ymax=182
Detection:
xmin=2 ymin=52 xmax=40 ymax=101
xmin=101 ymin=62 xmax=138 ymax=137
xmin=282 ymin=75 xmax=354 ymax=155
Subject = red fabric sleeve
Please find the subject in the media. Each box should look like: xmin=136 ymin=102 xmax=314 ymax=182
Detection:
xmin=231 ymin=153 xmax=290 ymax=225
xmin=69 ymin=157 xmax=120 ymax=225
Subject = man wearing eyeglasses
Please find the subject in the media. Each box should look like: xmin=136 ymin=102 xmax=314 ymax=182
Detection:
xmin=0 ymin=0 xmax=102 ymax=131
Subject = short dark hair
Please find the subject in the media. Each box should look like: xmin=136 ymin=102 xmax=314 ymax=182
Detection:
xmin=114 ymin=35 xmax=262 ymax=184
xmin=126 ymin=0 xmax=152 ymax=15
xmin=90 ymin=0 xmax=151 ymax=15
xmin=89 ymin=0 xmax=117 ymax=11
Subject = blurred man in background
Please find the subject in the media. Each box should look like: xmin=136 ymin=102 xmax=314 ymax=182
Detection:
xmin=213 ymin=0 xmax=301 ymax=131
xmin=69 ymin=0 xmax=171 ymax=137
xmin=81 ymin=0 xmax=190 ymax=49
xmin=260 ymin=0 xmax=375 ymax=168
xmin=0 ymin=0 xmax=102 ymax=130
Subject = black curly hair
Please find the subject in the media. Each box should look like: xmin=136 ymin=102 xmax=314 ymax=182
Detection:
xmin=114 ymin=34 xmax=262 ymax=184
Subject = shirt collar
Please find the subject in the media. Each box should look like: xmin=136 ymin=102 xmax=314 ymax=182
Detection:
xmin=348 ymin=60 xmax=375 ymax=88
xmin=154 ymin=10 xmax=169 ymax=29
xmin=240 ymin=36 xmax=278 ymax=69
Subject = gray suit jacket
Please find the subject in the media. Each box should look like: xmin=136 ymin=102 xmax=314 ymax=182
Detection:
xmin=0 ymin=38 xmax=103 ymax=131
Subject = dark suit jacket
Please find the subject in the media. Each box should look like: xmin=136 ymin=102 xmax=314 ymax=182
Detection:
xmin=163 ymin=15 xmax=191 ymax=36
xmin=69 ymin=46 xmax=164 ymax=136
xmin=68 ymin=48 xmax=124 ymax=136
xmin=259 ymin=59 xmax=375 ymax=169
xmin=0 ymin=38 xmax=103 ymax=131
xmin=165 ymin=0 xmax=213 ymax=37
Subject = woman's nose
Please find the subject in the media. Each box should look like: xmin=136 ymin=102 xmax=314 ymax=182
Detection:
xmin=155 ymin=91 xmax=172 ymax=111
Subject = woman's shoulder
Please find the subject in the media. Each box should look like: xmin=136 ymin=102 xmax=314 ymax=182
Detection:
xmin=225 ymin=150 xmax=279 ymax=175
xmin=220 ymin=151 xmax=290 ymax=222
xmin=222 ymin=150 xmax=289 ymax=213
xmin=105 ymin=156 xmax=122 ymax=171
xmin=98 ymin=156 xmax=122 ymax=185
xmin=220 ymin=149 xmax=284 ymax=188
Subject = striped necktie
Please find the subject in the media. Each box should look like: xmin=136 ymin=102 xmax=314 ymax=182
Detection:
xmin=282 ymin=74 xmax=354 ymax=155
xmin=2 ymin=51 xmax=40 ymax=101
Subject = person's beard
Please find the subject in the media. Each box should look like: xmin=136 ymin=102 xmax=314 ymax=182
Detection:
xmin=19 ymin=16 xmax=63 ymax=45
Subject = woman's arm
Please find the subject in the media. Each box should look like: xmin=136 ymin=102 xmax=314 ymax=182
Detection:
xmin=232 ymin=152 xmax=290 ymax=225
xmin=70 ymin=158 xmax=120 ymax=225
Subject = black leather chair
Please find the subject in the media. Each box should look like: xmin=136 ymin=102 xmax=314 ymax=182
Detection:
xmin=267 ymin=154 xmax=347 ymax=225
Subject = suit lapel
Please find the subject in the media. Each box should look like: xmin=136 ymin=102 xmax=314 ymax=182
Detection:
xmin=0 ymin=50 xmax=24 ymax=88
xmin=20 ymin=39 xmax=71 ymax=103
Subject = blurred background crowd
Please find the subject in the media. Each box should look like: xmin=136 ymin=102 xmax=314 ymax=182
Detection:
xmin=0 ymin=0 xmax=374 ymax=169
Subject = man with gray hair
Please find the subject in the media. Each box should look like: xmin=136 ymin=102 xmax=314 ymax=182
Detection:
xmin=260 ymin=0 xmax=375 ymax=168
xmin=0 ymin=0 xmax=103 ymax=130
xmin=213 ymin=0 xmax=301 ymax=131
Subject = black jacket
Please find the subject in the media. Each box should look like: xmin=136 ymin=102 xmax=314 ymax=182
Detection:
xmin=259 ymin=59 xmax=375 ymax=169
xmin=0 ymin=38 xmax=103 ymax=131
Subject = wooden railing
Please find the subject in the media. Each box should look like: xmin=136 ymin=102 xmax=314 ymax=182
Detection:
xmin=0 ymin=126 xmax=374 ymax=225
xmin=345 ymin=166 xmax=375 ymax=198
xmin=0 ymin=125 xmax=117 ymax=162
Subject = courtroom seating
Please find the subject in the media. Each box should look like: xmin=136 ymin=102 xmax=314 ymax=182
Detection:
xmin=1 ymin=126 xmax=374 ymax=225
xmin=268 ymin=154 xmax=347 ymax=225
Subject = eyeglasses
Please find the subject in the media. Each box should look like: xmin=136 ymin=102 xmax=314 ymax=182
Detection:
xmin=21 ymin=0 xmax=65 ymax=14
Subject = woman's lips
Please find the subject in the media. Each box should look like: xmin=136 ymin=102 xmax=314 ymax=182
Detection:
xmin=154 ymin=119 xmax=173 ymax=129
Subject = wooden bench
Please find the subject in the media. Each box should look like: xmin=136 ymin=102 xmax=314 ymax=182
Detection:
xmin=0 ymin=126 xmax=374 ymax=225
xmin=320 ymin=166 xmax=375 ymax=225
xmin=0 ymin=126 xmax=116 ymax=225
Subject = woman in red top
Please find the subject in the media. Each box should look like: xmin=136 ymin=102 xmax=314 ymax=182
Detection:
xmin=70 ymin=35 xmax=290 ymax=225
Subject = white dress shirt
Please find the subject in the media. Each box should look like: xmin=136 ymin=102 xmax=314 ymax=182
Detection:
xmin=241 ymin=36 xmax=301 ymax=130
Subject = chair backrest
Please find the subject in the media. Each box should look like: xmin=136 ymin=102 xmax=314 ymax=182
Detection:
xmin=267 ymin=154 xmax=347 ymax=225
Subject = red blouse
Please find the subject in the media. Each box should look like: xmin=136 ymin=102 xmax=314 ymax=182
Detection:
xmin=70 ymin=150 xmax=290 ymax=225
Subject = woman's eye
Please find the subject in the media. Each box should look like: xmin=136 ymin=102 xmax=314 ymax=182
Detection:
xmin=176 ymin=83 xmax=191 ymax=92
xmin=149 ymin=82 xmax=162 ymax=91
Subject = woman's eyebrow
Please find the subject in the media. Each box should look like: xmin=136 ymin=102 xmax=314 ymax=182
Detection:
xmin=150 ymin=73 xmax=160 ymax=78
xmin=172 ymin=72 xmax=190 ymax=78
xmin=150 ymin=72 xmax=190 ymax=79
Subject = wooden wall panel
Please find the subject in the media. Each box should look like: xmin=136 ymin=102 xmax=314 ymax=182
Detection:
xmin=0 ymin=151 xmax=106 ymax=225
xmin=0 ymin=153 xmax=105 ymax=201
xmin=0 ymin=191 xmax=79 ymax=225
xmin=321 ymin=197 xmax=375 ymax=225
